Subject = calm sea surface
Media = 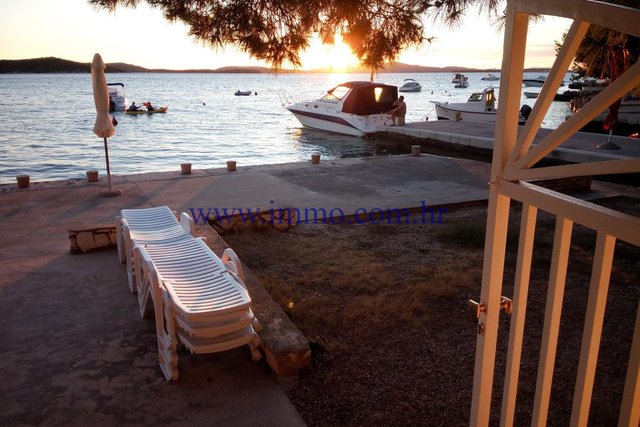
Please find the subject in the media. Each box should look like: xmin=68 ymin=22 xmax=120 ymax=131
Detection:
xmin=0 ymin=71 xmax=572 ymax=184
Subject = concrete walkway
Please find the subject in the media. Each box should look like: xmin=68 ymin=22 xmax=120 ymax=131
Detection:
xmin=0 ymin=153 xmax=631 ymax=426
xmin=378 ymin=120 xmax=640 ymax=164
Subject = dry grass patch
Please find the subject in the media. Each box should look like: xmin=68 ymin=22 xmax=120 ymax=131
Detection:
xmin=225 ymin=199 xmax=639 ymax=426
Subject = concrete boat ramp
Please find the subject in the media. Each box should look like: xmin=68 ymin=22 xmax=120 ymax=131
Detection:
xmin=1 ymin=151 xmax=636 ymax=426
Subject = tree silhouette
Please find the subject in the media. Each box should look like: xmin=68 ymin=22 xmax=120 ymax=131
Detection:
xmin=90 ymin=0 xmax=496 ymax=72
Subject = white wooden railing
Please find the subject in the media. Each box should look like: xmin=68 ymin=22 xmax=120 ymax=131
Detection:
xmin=470 ymin=1 xmax=640 ymax=426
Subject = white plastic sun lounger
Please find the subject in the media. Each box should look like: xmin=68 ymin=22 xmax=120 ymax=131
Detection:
xmin=116 ymin=206 xmax=194 ymax=292
xmin=133 ymin=237 xmax=261 ymax=381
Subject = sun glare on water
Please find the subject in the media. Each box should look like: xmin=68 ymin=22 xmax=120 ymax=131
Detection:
xmin=301 ymin=35 xmax=361 ymax=72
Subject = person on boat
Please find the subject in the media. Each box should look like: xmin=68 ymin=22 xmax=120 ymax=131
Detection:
xmin=388 ymin=96 xmax=407 ymax=126
xmin=145 ymin=101 xmax=155 ymax=111
xmin=127 ymin=101 xmax=139 ymax=111
xmin=109 ymin=97 xmax=115 ymax=112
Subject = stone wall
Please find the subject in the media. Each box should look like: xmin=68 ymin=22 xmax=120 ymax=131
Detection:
xmin=208 ymin=206 xmax=297 ymax=235
xmin=68 ymin=226 xmax=117 ymax=254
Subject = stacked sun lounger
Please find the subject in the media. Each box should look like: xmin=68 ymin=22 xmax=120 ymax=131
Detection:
xmin=116 ymin=206 xmax=261 ymax=381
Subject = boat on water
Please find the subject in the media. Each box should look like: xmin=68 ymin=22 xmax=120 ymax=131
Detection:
xmin=235 ymin=90 xmax=252 ymax=96
xmin=431 ymin=87 xmax=530 ymax=125
xmin=522 ymin=75 xmax=549 ymax=87
xmin=125 ymin=106 xmax=168 ymax=114
xmin=454 ymin=76 xmax=469 ymax=88
xmin=481 ymin=74 xmax=500 ymax=81
xmin=524 ymin=90 xmax=580 ymax=101
xmin=108 ymin=83 xmax=128 ymax=112
xmin=399 ymin=78 xmax=422 ymax=92
xmin=452 ymin=73 xmax=467 ymax=84
xmin=570 ymin=93 xmax=640 ymax=135
xmin=283 ymin=81 xmax=398 ymax=137
xmin=553 ymin=90 xmax=581 ymax=102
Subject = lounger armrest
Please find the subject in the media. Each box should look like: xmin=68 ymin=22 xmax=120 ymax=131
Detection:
xmin=222 ymin=248 xmax=246 ymax=283
xmin=179 ymin=212 xmax=195 ymax=236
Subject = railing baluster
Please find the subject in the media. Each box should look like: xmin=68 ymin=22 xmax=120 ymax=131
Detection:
xmin=501 ymin=204 xmax=538 ymax=427
xmin=532 ymin=216 xmax=573 ymax=427
xmin=570 ymin=233 xmax=616 ymax=426
xmin=619 ymin=302 xmax=640 ymax=427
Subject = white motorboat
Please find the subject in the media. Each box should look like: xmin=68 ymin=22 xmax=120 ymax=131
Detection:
xmin=570 ymin=93 xmax=640 ymax=132
xmin=481 ymin=74 xmax=500 ymax=81
xmin=399 ymin=78 xmax=422 ymax=92
xmin=107 ymin=83 xmax=128 ymax=112
xmin=522 ymin=75 xmax=547 ymax=87
xmin=454 ymin=76 xmax=469 ymax=88
xmin=431 ymin=87 xmax=530 ymax=124
xmin=524 ymin=91 xmax=539 ymax=99
xmin=284 ymin=81 xmax=398 ymax=137
xmin=452 ymin=73 xmax=467 ymax=84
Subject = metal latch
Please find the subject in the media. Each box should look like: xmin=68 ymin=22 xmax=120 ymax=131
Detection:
xmin=469 ymin=296 xmax=513 ymax=319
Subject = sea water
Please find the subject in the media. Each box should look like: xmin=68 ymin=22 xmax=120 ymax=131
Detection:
xmin=0 ymin=71 xmax=573 ymax=184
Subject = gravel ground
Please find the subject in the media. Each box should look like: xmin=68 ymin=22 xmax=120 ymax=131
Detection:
xmin=225 ymin=197 xmax=640 ymax=426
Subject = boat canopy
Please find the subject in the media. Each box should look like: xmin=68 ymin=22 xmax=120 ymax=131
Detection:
xmin=329 ymin=81 xmax=397 ymax=115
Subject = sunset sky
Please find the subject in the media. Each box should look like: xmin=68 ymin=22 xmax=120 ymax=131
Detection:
xmin=0 ymin=0 xmax=573 ymax=71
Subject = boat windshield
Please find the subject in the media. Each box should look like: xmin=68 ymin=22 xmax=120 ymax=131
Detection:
xmin=468 ymin=93 xmax=483 ymax=102
xmin=321 ymin=85 xmax=351 ymax=103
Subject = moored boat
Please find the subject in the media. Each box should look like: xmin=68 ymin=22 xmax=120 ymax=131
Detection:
xmin=235 ymin=90 xmax=252 ymax=96
xmin=431 ymin=87 xmax=530 ymax=124
xmin=283 ymin=81 xmax=398 ymax=137
xmin=481 ymin=73 xmax=500 ymax=81
xmin=452 ymin=73 xmax=467 ymax=84
xmin=522 ymin=74 xmax=547 ymax=87
xmin=570 ymin=93 xmax=640 ymax=135
xmin=108 ymin=83 xmax=128 ymax=112
xmin=399 ymin=78 xmax=422 ymax=92
xmin=125 ymin=106 xmax=168 ymax=114
xmin=454 ymin=76 xmax=469 ymax=88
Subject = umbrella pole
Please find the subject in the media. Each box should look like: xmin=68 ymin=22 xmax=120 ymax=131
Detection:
xmin=103 ymin=137 xmax=112 ymax=192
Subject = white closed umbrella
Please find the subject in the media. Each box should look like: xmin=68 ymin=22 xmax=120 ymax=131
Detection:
xmin=91 ymin=53 xmax=120 ymax=196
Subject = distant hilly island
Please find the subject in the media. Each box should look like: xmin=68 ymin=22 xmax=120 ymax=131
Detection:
xmin=0 ymin=56 xmax=551 ymax=74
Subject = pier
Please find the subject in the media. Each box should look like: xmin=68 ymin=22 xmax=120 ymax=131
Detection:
xmin=377 ymin=120 xmax=640 ymax=165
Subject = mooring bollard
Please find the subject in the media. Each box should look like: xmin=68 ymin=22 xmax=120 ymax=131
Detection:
xmin=311 ymin=153 xmax=321 ymax=164
xmin=180 ymin=163 xmax=192 ymax=174
xmin=455 ymin=111 xmax=462 ymax=121
xmin=86 ymin=170 xmax=99 ymax=182
xmin=16 ymin=175 xmax=30 ymax=188
xmin=411 ymin=145 xmax=421 ymax=157
xmin=226 ymin=160 xmax=237 ymax=172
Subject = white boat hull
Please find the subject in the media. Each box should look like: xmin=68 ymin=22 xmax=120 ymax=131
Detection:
xmin=399 ymin=86 xmax=422 ymax=93
xmin=433 ymin=102 xmax=498 ymax=123
xmin=433 ymin=102 xmax=526 ymax=125
xmin=523 ymin=80 xmax=545 ymax=87
xmin=286 ymin=106 xmax=390 ymax=137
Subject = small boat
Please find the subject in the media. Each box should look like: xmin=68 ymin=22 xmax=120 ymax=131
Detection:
xmin=125 ymin=106 xmax=168 ymax=114
xmin=522 ymin=75 xmax=547 ymax=87
xmin=570 ymin=92 xmax=640 ymax=135
xmin=451 ymin=73 xmax=467 ymax=84
xmin=284 ymin=80 xmax=398 ymax=137
xmin=235 ymin=90 xmax=252 ymax=96
xmin=553 ymin=90 xmax=581 ymax=102
xmin=454 ymin=76 xmax=469 ymax=88
xmin=107 ymin=83 xmax=128 ymax=112
xmin=524 ymin=91 xmax=539 ymax=99
xmin=399 ymin=78 xmax=422 ymax=92
xmin=431 ymin=87 xmax=530 ymax=124
xmin=481 ymin=74 xmax=500 ymax=81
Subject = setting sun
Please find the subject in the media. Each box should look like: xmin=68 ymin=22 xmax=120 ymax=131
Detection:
xmin=299 ymin=34 xmax=361 ymax=72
